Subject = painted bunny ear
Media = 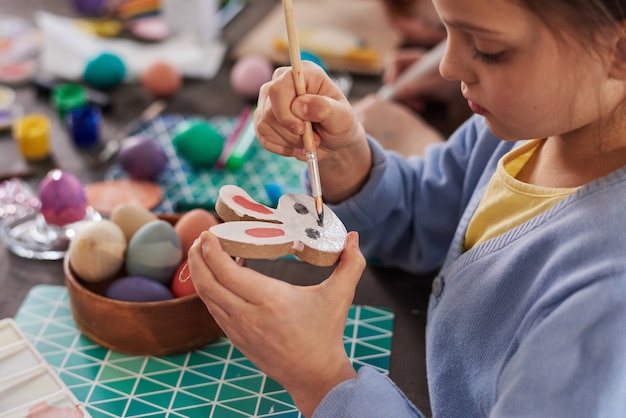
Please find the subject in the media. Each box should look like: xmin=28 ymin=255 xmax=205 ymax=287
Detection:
xmin=210 ymin=221 xmax=297 ymax=261
xmin=216 ymin=185 xmax=281 ymax=223
xmin=209 ymin=218 xmax=345 ymax=266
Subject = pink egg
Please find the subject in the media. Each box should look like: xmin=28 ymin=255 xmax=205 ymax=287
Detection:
xmin=230 ymin=54 xmax=274 ymax=99
xmin=38 ymin=170 xmax=88 ymax=226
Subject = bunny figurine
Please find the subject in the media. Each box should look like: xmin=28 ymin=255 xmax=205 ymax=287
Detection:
xmin=210 ymin=185 xmax=347 ymax=266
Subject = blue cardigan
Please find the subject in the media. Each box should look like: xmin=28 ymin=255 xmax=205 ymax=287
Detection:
xmin=312 ymin=115 xmax=626 ymax=417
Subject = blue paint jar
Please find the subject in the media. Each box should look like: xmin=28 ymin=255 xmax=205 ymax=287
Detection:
xmin=66 ymin=105 xmax=101 ymax=148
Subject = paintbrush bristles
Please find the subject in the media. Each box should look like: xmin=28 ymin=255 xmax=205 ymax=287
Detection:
xmin=315 ymin=196 xmax=324 ymax=226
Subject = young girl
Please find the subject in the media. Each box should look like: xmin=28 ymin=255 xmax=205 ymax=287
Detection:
xmin=188 ymin=0 xmax=626 ymax=416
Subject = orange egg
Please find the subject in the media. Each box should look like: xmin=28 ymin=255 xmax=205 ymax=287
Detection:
xmin=171 ymin=259 xmax=197 ymax=297
xmin=140 ymin=60 xmax=182 ymax=98
xmin=174 ymin=208 xmax=220 ymax=256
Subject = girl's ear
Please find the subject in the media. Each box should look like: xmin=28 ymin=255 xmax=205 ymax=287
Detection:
xmin=609 ymin=25 xmax=626 ymax=79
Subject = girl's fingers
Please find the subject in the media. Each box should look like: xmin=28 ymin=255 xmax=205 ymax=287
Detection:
xmin=198 ymin=232 xmax=286 ymax=305
xmin=325 ymin=232 xmax=366 ymax=298
xmin=187 ymin=237 xmax=243 ymax=315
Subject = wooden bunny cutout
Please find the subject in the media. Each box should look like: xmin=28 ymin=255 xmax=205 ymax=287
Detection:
xmin=210 ymin=185 xmax=347 ymax=266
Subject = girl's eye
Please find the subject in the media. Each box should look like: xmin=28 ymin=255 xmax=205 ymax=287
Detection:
xmin=472 ymin=48 xmax=507 ymax=64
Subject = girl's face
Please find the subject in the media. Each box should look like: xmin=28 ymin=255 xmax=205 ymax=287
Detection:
xmin=433 ymin=0 xmax=621 ymax=142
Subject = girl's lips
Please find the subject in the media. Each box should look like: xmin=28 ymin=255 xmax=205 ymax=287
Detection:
xmin=467 ymin=99 xmax=488 ymax=115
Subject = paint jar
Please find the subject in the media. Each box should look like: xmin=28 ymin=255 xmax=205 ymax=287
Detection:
xmin=13 ymin=114 xmax=51 ymax=160
xmin=51 ymin=83 xmax=87 ymax=121
xmin=66 ymin=105 xmax=101 ymax=148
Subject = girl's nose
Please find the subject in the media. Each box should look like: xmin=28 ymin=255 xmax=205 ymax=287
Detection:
xmin=439 ymin=37 xmax=476 ymax=84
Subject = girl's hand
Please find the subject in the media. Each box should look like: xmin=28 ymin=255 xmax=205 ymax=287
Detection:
xmin=255 ymin=61 xmax=365 ymax=161
xmin=384 ymin=48 xmax=462 ymax=113
xmin=254 ymin=61 xmax=373 ymax=203
xmin=187 ymin=231 xmax=366 ymax=417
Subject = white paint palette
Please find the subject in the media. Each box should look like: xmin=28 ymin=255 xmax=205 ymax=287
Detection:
xmin=0 ymin=318 xmax=87 ymax=418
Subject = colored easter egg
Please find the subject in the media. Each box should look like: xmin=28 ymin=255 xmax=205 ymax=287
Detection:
xmin=174 ymin=208 xmax=219 ymax=256
xmin=130 ymin=16 xmax=169 ymax=42
xmin=140 ymin=61 xmax=182 ymax=98
xmin=230 ymin=54 xmax=274 ymax=99
xmin=69 ymin=219 xmax=127 ymax=282
xmin=105 ymin=276 xmax=174 ymax=302
xmin=109 ymin=203 xmax=158 ymax=240
xmin=117 ymin=135 xmax=168 ymax=180
xmin=83 ymin=52 xmax=126 ymax=90
xmin=172 ymin=119 xmax=224 ymax=167
xmin=126 ymin=220 xmax=183 ymax=284
xmin=170 ymin=259 xmax=197 ymax=297
xmin=72 ymin=0 xmax=108 ymax=16
xmin=38 ymin=170 xmax=88 ymax=226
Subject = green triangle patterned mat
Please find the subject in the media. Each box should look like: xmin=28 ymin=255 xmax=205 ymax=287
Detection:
xmin=105 ymin=114 xmax=307 ymax=214
xmin=13 ymin=285 xmax=394 ymax=418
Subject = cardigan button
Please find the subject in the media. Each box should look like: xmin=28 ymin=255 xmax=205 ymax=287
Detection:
xmin=431 ymin=275 xmax=444 ymax=297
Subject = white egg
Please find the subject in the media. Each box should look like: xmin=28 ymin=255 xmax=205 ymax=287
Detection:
xmin=69 ymin=220 xmax=127 ymax=282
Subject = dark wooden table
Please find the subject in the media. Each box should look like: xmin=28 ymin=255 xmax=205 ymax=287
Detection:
xmin=0 ymin=0 xmax=434 ymax=415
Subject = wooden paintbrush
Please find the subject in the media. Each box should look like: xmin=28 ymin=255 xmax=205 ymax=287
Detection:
xmin=281 ymin=0 xmax=324 ymax=226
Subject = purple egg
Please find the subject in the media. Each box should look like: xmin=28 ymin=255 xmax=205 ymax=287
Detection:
xmin=105 ymin=276 xmax=174 ymax=302
xmin=72 ymin=0 xmax=108 ymax=16
xmin=38 ymin=170 xmax=88 ymax=226
xmin=117 ymin=136 xmax=168 ymax=180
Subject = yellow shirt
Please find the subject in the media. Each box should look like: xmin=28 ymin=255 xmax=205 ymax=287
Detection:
xmin=464 ymin=139 xmax=579 ymax=251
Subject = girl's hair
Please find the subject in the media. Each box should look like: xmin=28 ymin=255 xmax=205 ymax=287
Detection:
xmin=517 ymin=0 xmax=625 ymax=48
xmin=380 ymin=0 xmax=417 ymax=17
xmin=383 ymin=1 xmax=625 ymax=40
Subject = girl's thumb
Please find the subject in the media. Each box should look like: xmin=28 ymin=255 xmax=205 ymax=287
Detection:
xmin=327 ymin=231 xmax=366 ymax=295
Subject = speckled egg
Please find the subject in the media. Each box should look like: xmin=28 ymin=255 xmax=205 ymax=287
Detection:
xmin=126 ymin=219 xmax=183 ymax=284
xmin=38 ymin=169 xmax=88 ymax=226
xmin=110 ymin=203 xmax=158 ymax=240
xmin=174 ymin=208 xmax=219 ymax=256
xmin=69 ymin=219 xmax=127 ymax=282
xmin=106 ymin=276 xmax=174 ymax=302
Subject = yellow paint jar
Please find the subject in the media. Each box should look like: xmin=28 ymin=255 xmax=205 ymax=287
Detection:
xmin=13 ymin=114 xmax=51 ymax=160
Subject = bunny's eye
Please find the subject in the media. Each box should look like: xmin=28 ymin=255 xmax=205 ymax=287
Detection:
xmin=293 ymin=203 xmax=309 ymax=215
xmin=305 ymin=228 xmax=321 ymax=240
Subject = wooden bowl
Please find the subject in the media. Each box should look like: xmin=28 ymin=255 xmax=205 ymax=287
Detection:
xmin=63 ymin=213 xmax=224 ymax=356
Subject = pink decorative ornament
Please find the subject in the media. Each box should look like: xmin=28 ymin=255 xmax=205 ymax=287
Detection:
xmin=38 ymin=170 xmax=88 ymax=226
xmin=229 ymin=55 xmax=274 ymax=99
